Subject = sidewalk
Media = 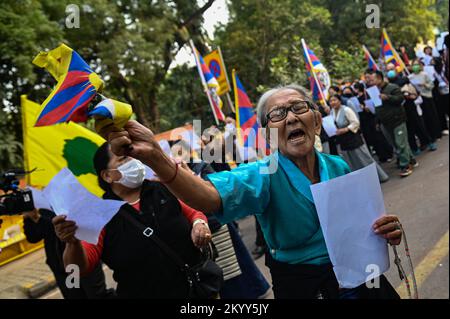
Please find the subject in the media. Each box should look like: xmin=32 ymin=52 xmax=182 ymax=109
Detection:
xmin=0 ymin=248 xmax=56 ymax=299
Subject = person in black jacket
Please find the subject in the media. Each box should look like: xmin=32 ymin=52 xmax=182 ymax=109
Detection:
xmin=52 ymin=142 xmax=212 ymax=298
xmin=23 ymin=208 xmax=112 ymax=299
xmin=367 ymin=70 xmax=417 ymax=177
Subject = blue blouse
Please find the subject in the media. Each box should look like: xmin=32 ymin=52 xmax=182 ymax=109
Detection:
xmin=207 ymin=151 xmax=351 ymax=265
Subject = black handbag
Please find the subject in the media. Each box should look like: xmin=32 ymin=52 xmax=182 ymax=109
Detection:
xmin=119 ymin=209 xmax=224 ymax=299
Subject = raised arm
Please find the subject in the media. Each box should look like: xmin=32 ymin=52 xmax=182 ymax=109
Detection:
xmin=107 ymin=120 xmax=221 ymax=213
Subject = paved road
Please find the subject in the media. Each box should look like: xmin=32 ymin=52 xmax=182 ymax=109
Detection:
xmin=36 ymin=136 xmax=450 ymax=299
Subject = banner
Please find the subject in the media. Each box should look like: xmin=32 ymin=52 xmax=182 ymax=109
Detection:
xmin=203 ymin=49 xmax=231 ymax=96
xmin=21 ymin=95 xmax=105 ymax=197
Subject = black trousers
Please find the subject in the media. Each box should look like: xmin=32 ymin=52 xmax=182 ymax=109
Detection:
xmin=359 ymin=113 xmax=393 ymax=161
xmin=255 ymin=217 xmax=266 ymax=247
xmin=421 ymin=96 xmax=442 ymax=140
xmin=266 ymin=253 xmax=339 ymax=299
xmin=435 ymin=93 xmax=449 ymax=131
xmin=265 ymin=253 xmax=400 ymax=299
xmin=404 ymin=101 xmax=432 ymax=152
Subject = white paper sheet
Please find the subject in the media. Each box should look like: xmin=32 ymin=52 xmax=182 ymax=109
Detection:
xmin=310 ymin=163 xmax=390 ymax=288
xmin=322 ymin=115 xmax=338 ymax=137
xmin=366 ymin=86 xmax=382 ymax=107
xmin=29 ymin=187 xmax=52 ymax=211
xmin=348 ymin=97 xmax=362 ymax=113
xmin=422 ymin=54 xmax=433 ymax=66
xmin=424 ymin=66 xmax=436 ymax=81
xmin=364 ymin=99 xmax=376 ymax=114
xmin=43 ymin=168 xmax=125 ymax=244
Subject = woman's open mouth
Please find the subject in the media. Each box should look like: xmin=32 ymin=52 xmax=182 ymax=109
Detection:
xmin=287 ymin=128 xmax=306 ymax=143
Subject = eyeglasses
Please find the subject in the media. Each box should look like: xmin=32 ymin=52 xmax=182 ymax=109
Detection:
xmin=266 ymin=100 xmax=313 ymax=124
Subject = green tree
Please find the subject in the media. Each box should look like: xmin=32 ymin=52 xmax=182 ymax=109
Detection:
xmin=0 ymin=0 xmax=63 ymax=171
xmin=327 ymin=45 xmax=366 ymax=82
xmin=214 ymin=0 xmax=331 ymax=102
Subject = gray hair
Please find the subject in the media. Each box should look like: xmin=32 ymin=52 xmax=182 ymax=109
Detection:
xmin=256 ymin=84 xmax=314 ymax=127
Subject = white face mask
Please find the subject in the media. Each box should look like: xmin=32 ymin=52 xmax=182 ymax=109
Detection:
xmin=114 ymin=159 xmax=146 ymax=189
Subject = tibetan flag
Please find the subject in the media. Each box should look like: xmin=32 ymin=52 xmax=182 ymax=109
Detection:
xmin=380 ymin=29 xmax=405 ymax=71
xmin=203 ymin=49 xmax=231 ymax=96
xmin=362 ymin=45 xmax=379 ymax=71
xmin=301 ymin=40 xmax=330 ymax=104
xmin=191 ymin=41 xmax=225 ymax=124
xmin=88 ymin=98 xmax=133 ymax=137
xmin=21 ymin=95 xmax=105 ymax=197
xmin=32 ymin=44 xmax=104 ymax=126
xmin=232 ymin=70 xmax=267 ymax=156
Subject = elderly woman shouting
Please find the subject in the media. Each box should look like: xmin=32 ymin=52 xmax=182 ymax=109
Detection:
xmin=108 ymin=84 xmax=402 ymax=299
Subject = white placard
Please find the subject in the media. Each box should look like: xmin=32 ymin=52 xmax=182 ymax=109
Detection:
xmin=322 ymin=115 xmax=338 ymax=137
xmin=43 ymin=168 xmax=125 ymax=244
xmin=310 ymin=164 xmax=390 ymax=288
xmin=366 ymin=86 xmax=382 ymax=107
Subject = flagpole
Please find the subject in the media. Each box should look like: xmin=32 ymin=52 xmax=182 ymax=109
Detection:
xmin=301 ymin=39 xmax=329 ymax=109
xmin=231 ymin=69 xmax=243 ymax=147
xmin=20 ymin=95 xmax=31 ymax=185
xmin=383 ymin=28 xmax=410 ymax=75
xmin=189 ymin=40 xmax=220 ymax=125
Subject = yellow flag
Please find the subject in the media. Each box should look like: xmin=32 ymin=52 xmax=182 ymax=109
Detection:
xmin=203 ymin=49 xmax=230 ymax=96
xmin=21 ymin=95 xmax=105 ymax=197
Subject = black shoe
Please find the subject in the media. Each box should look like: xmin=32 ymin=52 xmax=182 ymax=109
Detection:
xmin=252 ymin=246 xmax=266 ymax=259
xmin=399 ymin=165 xmax=413 ymax=177
xmin=410 ymin=158 xmax=419 ymax=168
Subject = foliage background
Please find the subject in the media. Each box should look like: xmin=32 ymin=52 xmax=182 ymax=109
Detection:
xmin=0 ymin=0 xmax=448 ymax=170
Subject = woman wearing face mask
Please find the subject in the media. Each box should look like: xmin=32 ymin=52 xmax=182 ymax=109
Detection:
xmin=408 ymin=59 xmax=442 ymax=141
xmin=341 ymin=86 xmax=360 ymax=116
xmin=329 ymin=94 xmax=389 ymax=183
xmin=52 ymin=143 xmax=213 ymax=298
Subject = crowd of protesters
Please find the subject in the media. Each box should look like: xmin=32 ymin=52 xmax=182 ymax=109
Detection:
xmin=317 ymin=44 xmax=448 ymax=178
xmin=11 ymin=39 xmax=448 ymax=300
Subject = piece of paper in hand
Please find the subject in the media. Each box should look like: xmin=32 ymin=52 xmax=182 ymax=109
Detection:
xmin=321 ymin=115 xmax=338 ymax=137
xmin=349 ymin=97 xmax=362 ymax=113
xmin=366 ymin=86 xmax=382 ymax=107
xmin=43 ymin=168 xmax=125 ymax=243
xmin=29 ymin=187 xmax=52 ymax=211
xmin=310 ymin=163 xmax=389 ymax=288
xmin=364 ymin=100 xmax=376 ymax=114
xmin=424 ymin=66 xmax=436 ymax=81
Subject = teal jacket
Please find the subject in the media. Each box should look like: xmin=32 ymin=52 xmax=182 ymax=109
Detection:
xmin=207 ymin=151 xmax=351 ymax=265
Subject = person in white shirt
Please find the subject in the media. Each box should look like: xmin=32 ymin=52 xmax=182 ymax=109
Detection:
xmin=408 ymin=59 xmax=442 ymax=141
xmin=328 ymin=94 xmax=389 ymax=183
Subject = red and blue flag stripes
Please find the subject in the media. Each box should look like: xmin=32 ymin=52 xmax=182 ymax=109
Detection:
xmin=232 ymin=70 xmax=266 ymax=152
xmin=33 ymin=44 xmax=103 ymax=126
xmin=363 ymin=45 xmax=379 ymax=71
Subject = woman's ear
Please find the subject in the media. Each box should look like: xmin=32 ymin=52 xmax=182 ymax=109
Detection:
xmin=101 ymin=169 xmax=113 ymax=184
xmin=313 ymin=110 xmax=322 ymax=136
